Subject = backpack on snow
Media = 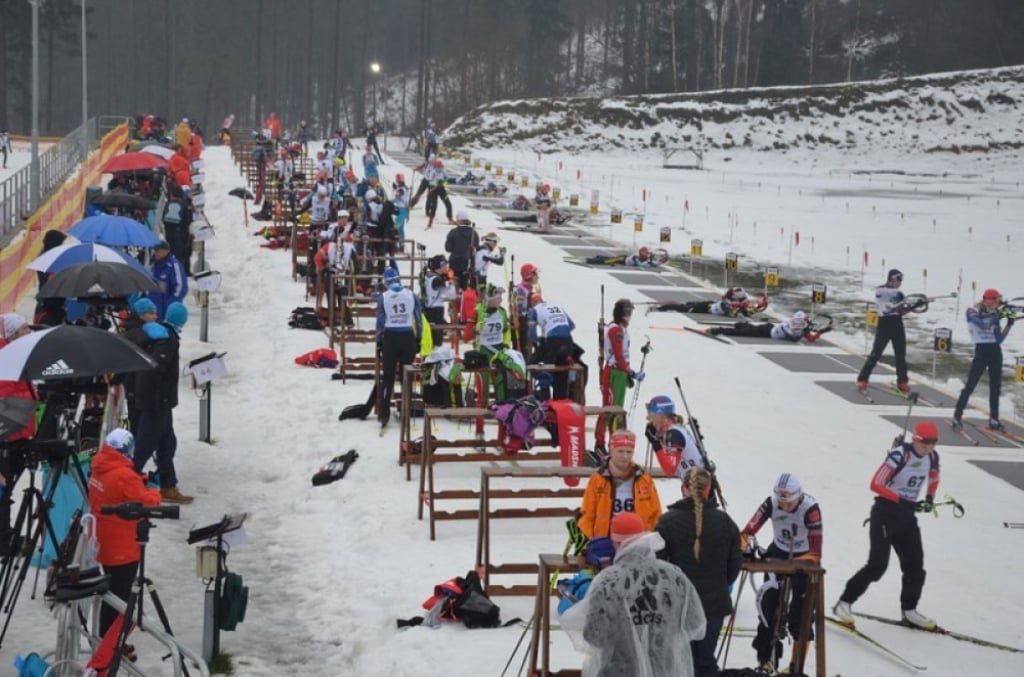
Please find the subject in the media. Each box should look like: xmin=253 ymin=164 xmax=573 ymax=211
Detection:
xmin=420 ymin=569 xmax=501 ymax=629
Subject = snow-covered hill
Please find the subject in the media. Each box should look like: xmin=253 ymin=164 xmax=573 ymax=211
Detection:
xmin=447 ymin=66 xmax=1024 ymax=156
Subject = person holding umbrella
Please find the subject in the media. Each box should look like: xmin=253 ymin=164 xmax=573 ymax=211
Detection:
xmin=0 ymin=314 xmax=38 ymax=557
xmin=148 ymin=241 xmax=188 ymax=320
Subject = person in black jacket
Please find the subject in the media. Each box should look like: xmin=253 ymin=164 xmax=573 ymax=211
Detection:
xmin=444 ymin=212 xmax=479 ymax=290
xmin=656 ymin=466 xmax=742 ymax=677
xmin=132 ymin=302 xmax=193 ymax=504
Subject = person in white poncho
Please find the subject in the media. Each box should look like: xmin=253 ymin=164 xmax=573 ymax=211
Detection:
xmin=576 ymin=512 xmax=707 ymax=677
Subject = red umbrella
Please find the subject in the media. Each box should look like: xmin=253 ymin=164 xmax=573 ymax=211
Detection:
xmin=102 ymin=152 xmax=167 ymax=173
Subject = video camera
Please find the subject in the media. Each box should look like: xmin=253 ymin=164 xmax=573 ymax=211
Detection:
xmin=100 ymin=502 xmax=180 ymax=521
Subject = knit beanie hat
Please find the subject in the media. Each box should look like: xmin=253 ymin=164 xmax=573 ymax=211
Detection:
xmin=165 ymin=302 xmax=189 ymax=330
xmin=133 ymin=297 xmax=158 ymax=317
xmin=105 ymin=428 xmax=135 ymax=457
xmin=610 ymin=512 xmax=645 ymax=547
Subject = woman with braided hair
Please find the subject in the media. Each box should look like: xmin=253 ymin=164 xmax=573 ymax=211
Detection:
xmin=656 ymin=467 xmax=742 ymax=677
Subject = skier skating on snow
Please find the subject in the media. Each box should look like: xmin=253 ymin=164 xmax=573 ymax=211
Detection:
xmin=707 ymin=310 xmax=831 ymax=343
xmin=740 ymin=473 xmax=823 ymax=673
xmin=952 ymin=288 xmax=1016 ymax=432
xmin=651 ymin=287 xmax=768 ymax=317
xmin=833 ymin=420 xmax=941 ymax=630
xmin=857 ymin=268 xmax=920 ymax=394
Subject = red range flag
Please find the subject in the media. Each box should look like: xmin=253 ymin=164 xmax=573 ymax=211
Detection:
xmin=864 ymin=251 xmax=869 ymax=266
xmin=794 ymin=230 xmax=800 ymax=246
xmin=684 ymin=199 xmax=690 ymax=212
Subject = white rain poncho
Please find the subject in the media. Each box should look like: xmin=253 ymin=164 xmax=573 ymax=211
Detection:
xmin=566 ymin=532 xmax=707 ymax=677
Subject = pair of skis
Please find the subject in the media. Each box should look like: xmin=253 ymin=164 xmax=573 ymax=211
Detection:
xmin=828 ymin=610 xmax=1024 ymax=672
xmin=950 ymin=418 xmax=1024 ymax=447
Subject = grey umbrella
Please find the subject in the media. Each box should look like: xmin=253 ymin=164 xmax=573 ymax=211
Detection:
xmin=37 ymin=261 xmax=160 ymax=299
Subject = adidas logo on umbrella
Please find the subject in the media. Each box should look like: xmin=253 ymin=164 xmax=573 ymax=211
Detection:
xmin=41 ymin=359 xmax=74 ymax=377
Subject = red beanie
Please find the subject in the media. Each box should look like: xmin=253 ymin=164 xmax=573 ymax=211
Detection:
xmin=611 ymin=512 xmax=645 ymax=546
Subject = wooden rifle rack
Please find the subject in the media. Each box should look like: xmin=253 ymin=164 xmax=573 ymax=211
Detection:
xmin=417 ymin=403 xmax=624 ymax=540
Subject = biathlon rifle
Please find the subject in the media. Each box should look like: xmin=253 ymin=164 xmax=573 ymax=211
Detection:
xmin=597 ymin=285 xmax=606 ymax=373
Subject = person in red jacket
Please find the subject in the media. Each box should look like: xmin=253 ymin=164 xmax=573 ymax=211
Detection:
xmin=88 ymin=428 xmax=162 ymax=639
xmin=0 ymin=314 xmax=39 ymax=557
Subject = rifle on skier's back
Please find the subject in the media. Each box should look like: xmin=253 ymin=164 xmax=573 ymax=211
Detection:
xmin=597 ymin=285 xmax=605 ymax=373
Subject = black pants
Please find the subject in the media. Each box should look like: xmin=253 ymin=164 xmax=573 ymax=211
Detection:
xmin=954 ymin=342 xmax=1002 ymax=420
xmin=841 ymin=498 xmax=925 ymax=611
xmin=411 ymin=178 xmax=430 ymax=206
xmin=425 ymin=186 xmax=453 ymax=220
xmin=752 ymin=543 xmax=814 ymax=664
xmin=100 ymin=561 xmax=139 ymax=639
xmin=450 ymin=260 xmax=471 ymax=291
xmin=425 ymin=142 xmax=438 ymax=161
xmin=164 ymin=223 xmax=192 ymax=276
xmin=857 ymin=315 xmax=908 ymax=384
xmin=658 ymin=301 xmax=713 ymax=314
xmin=424 ymin=306 xmax=446 ymax=347
xmin=719 ymin=321 xmax=772 ymax=338
xmin=532 ymin=336 xmax=578 ymax=400
xmin=379 ymin=332 xmax=418 ymax=425
xmin=134 ymin=409 xmax=177 ymax=488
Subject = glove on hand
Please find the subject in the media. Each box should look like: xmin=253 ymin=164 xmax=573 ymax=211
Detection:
xmin=633 ymin=371 xmax=646 ymax=383
xmin=915 ymin=500 xmax=936 ymax=515
xmin=644 ymin=423 xmax=662 ymax=450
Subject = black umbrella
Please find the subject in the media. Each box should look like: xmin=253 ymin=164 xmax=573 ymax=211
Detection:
xmin=229 ymin=187 xmax=255 ymax=200
xmin=0 ymin=397 xmax=40 ymax=439
xmin=0 ymin=325 xmax=156 ymax=381
xmin=37 ymin=261 xmax=159 ymax=299
xmin=89 ymin=192 xmax=157 ymax=211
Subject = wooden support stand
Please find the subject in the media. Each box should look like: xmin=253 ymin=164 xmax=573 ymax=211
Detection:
xmin=417 ymin=404 xmax=623 ymax=540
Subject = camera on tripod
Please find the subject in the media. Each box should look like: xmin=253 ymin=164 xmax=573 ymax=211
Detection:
xmin=100 ymin=502 xmax=181 ymax=521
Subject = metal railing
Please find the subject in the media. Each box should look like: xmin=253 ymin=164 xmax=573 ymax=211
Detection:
xmin=0 ymin=115 xmax=128 ymax=244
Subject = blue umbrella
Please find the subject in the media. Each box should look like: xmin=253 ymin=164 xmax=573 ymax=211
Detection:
xmin=27 ymin=242 xmax=151 ymax=277
xmin=68 ymin=214 xmax=161 ymax=248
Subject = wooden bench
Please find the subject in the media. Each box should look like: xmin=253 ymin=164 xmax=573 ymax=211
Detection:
xmin=417 ymin=404 xmax=624 ymax=540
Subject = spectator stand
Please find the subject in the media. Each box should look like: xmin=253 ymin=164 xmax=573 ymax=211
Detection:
xmin=416 ymin=401 xmax=624 ymax=541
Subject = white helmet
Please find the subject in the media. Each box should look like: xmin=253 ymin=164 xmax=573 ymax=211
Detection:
xmin=790 ymin=310 xmax=808 ymax=330
xmin=774 ymin=473 xmax=802 ymax=502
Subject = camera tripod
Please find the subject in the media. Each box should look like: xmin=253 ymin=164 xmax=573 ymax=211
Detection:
xmin=106 ymin=518 xmax=190 ymax=677
xmin=0 ymin=439 xmax=86 ymax=648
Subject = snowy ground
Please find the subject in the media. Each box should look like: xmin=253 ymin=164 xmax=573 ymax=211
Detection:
xmin=5 ymin=139 xmax=1024 ymax=676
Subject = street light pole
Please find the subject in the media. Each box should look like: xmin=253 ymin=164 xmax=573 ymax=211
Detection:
xmin=81 ymin=0 xmax=88 ymax=157
xmin=370 ymin=61 xmax=381 ymax=127
xmin=30 ymin=0 xmax=42 ymax=210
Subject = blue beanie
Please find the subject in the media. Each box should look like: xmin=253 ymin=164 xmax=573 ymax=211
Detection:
xmin=164 ymin=302 xmax=188 ymax=329
xmin=143 ymin=321 xmax=170 ymax=341
xmin=133 ymin=297 xmax=157 ymax=316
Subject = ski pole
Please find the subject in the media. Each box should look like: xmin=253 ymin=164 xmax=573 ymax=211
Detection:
xmin=895 ymin=391 xmax=919 ymax=444
xmin=718 ymin=567 xmax=749 ymax=666
xmin=627 ymin=337 xmax=652 ymax=426
xmin=500 ymin=615 xmax=533 ymax=677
